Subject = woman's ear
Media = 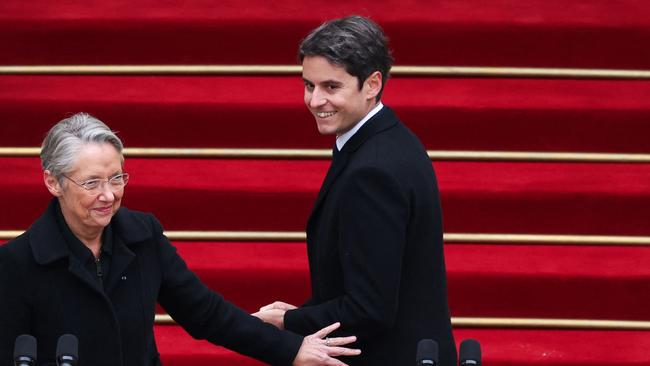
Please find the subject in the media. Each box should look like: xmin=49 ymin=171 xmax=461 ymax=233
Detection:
xmin=44 ymin=170 xmax=62 ymax=197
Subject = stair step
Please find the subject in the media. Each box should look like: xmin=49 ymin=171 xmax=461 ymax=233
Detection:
xmin=1 ymin=76 xmax=649 ymax=153
xmin=155 ymin=325 xmax=263 ymax=366
xmin=165 ymin=242 xmax=650 ymax=321
xmin=1 ymin=239 xmax=645 ymax=320
xmin=154 ymin=325 xmax=650 ymax=366
xmin=3 ymin=157 xmax=650 ymax=236
xmin=2 ymin=1 xmax=650 ymax=68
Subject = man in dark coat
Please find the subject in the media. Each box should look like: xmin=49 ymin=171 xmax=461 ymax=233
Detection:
xmin=254 ymin=16 xmax=457 ymax=366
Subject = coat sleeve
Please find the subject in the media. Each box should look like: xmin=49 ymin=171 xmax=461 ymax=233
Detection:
xmin=150 ymin=215 xmax=303 ymax=366
xmin=284 ymin=166 xmax=409 ymax=341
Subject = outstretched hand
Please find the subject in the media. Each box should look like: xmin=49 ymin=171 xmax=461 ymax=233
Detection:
xmin=252 ymin=301 xmax=298 ymax=329
xmin=293 ymin=322 xmax=361 ymax=366
xmin=252 ymin=308 xmax=287 ymax=329
xmin=260 ymin=300 xmax=298 ymax=312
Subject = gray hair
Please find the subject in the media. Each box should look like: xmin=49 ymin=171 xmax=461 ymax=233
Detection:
xmin=41 ymin=112 xmax=124 ymax=182
xmin=299 ymin=15 xmax=394 ymax=101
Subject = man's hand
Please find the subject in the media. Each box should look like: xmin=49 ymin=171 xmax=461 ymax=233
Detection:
xmin=252 ymin=308 xmax=287 ymax=329
xmin=293 ymin=322 xmax=361 ymax=366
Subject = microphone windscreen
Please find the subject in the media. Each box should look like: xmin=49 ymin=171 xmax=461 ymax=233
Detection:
xmin=14 ymin=334 xmax=37 ymax=360
xmin=459 ymin=339 xmax=481 ymax=365
xmin=416 ymin=339 xmax=439 ymax=365
xmin=56 ymin=334 xmax=78 ymax=359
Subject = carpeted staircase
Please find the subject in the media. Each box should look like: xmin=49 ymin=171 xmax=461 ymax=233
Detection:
xmin=1 ymin=1 xmax=650 ymax=365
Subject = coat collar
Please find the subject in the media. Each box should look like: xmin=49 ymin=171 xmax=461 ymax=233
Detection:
xmin=308 ymin=105 xmax=398 ymax=223
xmin=29 ymin=198 xmax=153 ymax=265
xmin=338 ymin=105 xmax=397 ymax=155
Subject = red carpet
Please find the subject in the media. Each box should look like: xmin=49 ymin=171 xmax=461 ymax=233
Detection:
xmin=172 ymin=242 xmax=650 ymax=320
xmin=1 ymin=1 xmax=649 ymax=365
xmin=155 ymin=325 xmax=650 ymax=366
xmin=1 ymin=239 xmax=647 ymax=321
xmin=2 ymin=1 xmax=650 ymax=68
xmin=1 ymin=76 xmax=650 ymax=152
xmin=3 ymin=157 xmax=650 ymax=235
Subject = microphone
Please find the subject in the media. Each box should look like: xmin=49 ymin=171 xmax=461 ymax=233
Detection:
xmin=459 ymin=339 xmax=481 ymax=366
xmin=13 ymin=335 xmax=37 ymax=366
xmin=56 ymin=334 xmax=78 ymax=366
xmin=416 ymin=339 xmax=439 ymax=366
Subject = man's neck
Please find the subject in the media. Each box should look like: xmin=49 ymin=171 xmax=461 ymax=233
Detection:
xmin=336 ymin=102 xmax=383 ymax=150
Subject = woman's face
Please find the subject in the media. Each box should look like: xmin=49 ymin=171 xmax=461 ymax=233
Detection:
xmin=45 ymin=142 xmax=124 ymax=236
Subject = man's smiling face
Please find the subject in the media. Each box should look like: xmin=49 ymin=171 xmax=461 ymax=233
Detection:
xmin=302 ymin=55 xmax=380 ymax=136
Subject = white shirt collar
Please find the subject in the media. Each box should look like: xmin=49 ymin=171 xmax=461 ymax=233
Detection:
xmin=336 ymin=102 xmax=384 ymax=151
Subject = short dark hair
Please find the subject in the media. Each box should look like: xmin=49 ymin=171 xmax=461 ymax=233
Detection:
xmin=299 ymin=15 xmax=394 ymax=101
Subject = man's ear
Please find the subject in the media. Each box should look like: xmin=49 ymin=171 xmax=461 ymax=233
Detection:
xmin=44 ymin=170 xmax=63 ymax=197
xmin=365 ymin=71 xmax=383 ymax=101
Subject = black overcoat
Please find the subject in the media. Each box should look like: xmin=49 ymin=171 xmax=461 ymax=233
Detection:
xmin=284 ymin=106 xmax=457 ymax=366
xmin=0 ymin=199 xmax=302 ymax=366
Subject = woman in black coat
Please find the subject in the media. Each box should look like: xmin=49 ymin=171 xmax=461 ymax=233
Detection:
xmin=0 ymin=113 xmax=359 ymax=366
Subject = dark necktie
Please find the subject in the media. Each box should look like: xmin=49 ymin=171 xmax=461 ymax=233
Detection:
xmin=332 ymin=143 xmax=340 ymax=162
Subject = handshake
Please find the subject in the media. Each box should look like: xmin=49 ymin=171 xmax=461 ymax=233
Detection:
xmin=253 ymin=301 xmax=361 ymax=366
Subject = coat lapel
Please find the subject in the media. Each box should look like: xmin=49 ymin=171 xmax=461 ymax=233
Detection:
xmin=104 ymin=236 xmax=135 ymax=295
xmin=104 ymin=207 xmax=152 ymax=294
xmin=307 ymin=106 xmax=398 ymax=227
xmin=29 ymin=200 xmax=106 ymax=295
xmin=29 ymin=200 xmax=71 ymax=265
xmin=308 ymin=147 xmax=350 ymax=225
xmin=29 ymin=199 xmax=146 ymax=296
xmin=67 ymin=254 xmax=106 ymax=295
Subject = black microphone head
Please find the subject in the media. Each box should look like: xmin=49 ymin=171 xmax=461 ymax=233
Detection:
xmin=459 ymin=339 xmax=481 ymax=366
xmin=416 ymin=339 xmax=439 ymax=366
xmin=14 ymin=334 xmax=37 ymax=364
xmin=56 ymin=334 xmax=78 ymax=366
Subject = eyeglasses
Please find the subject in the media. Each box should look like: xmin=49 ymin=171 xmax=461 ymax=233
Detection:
xmin=63 ymin=173 xmax=130 ymax=193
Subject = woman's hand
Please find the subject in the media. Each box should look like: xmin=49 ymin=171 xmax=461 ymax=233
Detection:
xmin=293 ymin=322 xmax=361 ymax=366
xmin=252 ymin=300 xmax=298 ymax=329
xmin=259 ymin=301 xmax=297 ymax=312
xmin=252 ymin=308 xmax=287 ymax=329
